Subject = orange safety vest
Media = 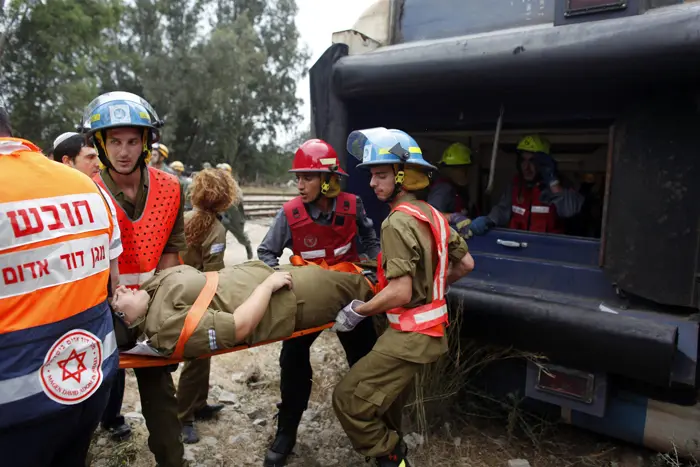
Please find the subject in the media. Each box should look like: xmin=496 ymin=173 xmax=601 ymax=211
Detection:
xmin=376 ymin=201 xmax=450 ymax=337
xmin=95 ymin=166 xmax=180 ymax=289
xmin=0 ymin=137 xmax=117 ymax=428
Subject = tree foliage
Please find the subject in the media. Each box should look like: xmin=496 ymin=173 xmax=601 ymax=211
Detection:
xmin=1 ymin=0 xmax=308 ymax=182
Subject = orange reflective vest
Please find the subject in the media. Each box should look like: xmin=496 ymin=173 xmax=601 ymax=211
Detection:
xmin=95 ymin=167 xmax=180 ymax=289
xmin=376 ymin=201 xmax=450 ymax=337
xmin=0 ymin=137 xmax=117 ymax=428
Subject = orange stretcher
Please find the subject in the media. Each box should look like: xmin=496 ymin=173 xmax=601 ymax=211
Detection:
xmin=118 ymin=259 xmax=377 ymax=369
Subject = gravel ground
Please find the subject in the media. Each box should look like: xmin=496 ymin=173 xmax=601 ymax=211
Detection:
xmin=88 ymin=219 xmax=670 ymax=467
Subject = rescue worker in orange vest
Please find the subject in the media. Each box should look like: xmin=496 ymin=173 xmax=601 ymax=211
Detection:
xmin=258 ymin=139 xmax=380 ymax=467
xmin=469 ymin=135 xmax=584 ymax=235
xmin=83 ymin=92 xmax=188 ymax=467
xmin=53 ymin=131 xmax=132 ymax=441
xmin=333 ymin=128 xmax=475 ymax=467
xmin=0 ymin=108 xmax=120 ymax=466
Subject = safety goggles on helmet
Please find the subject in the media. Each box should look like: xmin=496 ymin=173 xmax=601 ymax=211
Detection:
xmin=347 ymin=127 xmax=436 ymax=171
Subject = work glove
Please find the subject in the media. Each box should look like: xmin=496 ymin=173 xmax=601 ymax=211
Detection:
xmin=448 ymin=213 xmax=473 ymax=240
xmin=331 ymin=300 xmax=366 ymax=332
xmin=533 ymin=153 xmax=559 ymax=187
xmin=469 ymin=216 xmax=493 ymax=236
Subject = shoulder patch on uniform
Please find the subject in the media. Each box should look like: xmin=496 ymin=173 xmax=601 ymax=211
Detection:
xmin=210 ymin=243 xmax=225 ymax=255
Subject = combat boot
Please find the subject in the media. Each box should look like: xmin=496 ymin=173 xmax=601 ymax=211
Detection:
xmin=263 ymin=409 xmax=302 ymax=467
xmin=375 ymin=441 xmax=411 ymax=467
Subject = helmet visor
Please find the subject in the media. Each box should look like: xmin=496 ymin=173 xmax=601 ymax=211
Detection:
xmin=347 ymin=127 xmax=409 ymax=163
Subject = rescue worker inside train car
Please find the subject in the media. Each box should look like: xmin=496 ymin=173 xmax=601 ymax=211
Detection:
xmin=83 ymin=91 xmax=188 ymax=467
xmin=150 ymin=142 xmax=177 ymax=175
xmin=0 ymin=108 xmax=120 ymax=467
xmin=427 ymin=142 xmax=475 ymax=240
xmin=216 ymin=162 xmax=254 ymax=260
xmin=469 ymin=134 xmax=584 ymax=236
xmin=334 ymin=127 xmax=475 ymax=467
xmin=53 ymin=131 xmax=132 ymax=441
xmin=257 ymin=139 xmax=380 ymax=467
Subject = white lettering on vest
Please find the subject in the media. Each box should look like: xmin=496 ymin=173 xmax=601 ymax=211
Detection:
xmin=531 ymin=206 xmax=551 ymax=214
xmin=0 ymin=193 xmax=110 ymax=252
xmin=0 ymin=234 xmax=110 ymax=299
xmin=512 ymin=206 xmax=527 ymax=216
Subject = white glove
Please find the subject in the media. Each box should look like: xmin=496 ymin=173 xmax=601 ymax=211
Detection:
xmin=331 ymin=300 xmax=366 ymax=332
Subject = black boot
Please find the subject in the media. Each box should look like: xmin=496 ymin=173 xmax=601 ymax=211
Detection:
xmin=194 ymin=403 xmax=225 ymax=421
xmin=182 ymin=423 xmax=199 ymax=444
xmin=263 ymin=409 xmax=302 ymax=467
xmin=375 ymin=441 xmax=411 ymax=467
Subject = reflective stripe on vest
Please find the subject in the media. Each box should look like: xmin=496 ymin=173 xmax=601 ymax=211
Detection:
xmin=299 ymin=241 xmax=353 ymax=261
xmin=0 ymin=139 xmax=117 ymax=427
xmin=283 ymin=192 xmax=359 ymax=266
xmin=383 ymin=201 xmax=450 ymax=337
xmin=508 ymin=176 xmax=564 ymax=234
xmin=95 ymin=167 xmax=181 ymax=289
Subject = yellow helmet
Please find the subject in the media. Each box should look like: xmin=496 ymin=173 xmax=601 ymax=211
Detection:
xmin=439 ymin=143 xmax=472 ymax=166
xmin=170 ymin=160 xmax=185 ymax=172
xmin=153 ymin=142 xmax=169 ymax=158
xmin=217 ymin=163 xmax=232 ymax=173
xmin=517 ymin=135 xmax=551 ymax=155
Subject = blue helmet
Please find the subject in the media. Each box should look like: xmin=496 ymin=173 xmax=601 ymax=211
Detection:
xmin=346 ymin=127 xmax=436 ymax=171
xmin=81 ymin=92 xmax=161 ymax=136
xmin=81 ymin=92 xmax=162 ymax=174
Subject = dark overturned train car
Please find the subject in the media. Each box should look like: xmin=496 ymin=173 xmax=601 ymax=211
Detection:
xmin=310 ymin=0 xmax=700 ymax=456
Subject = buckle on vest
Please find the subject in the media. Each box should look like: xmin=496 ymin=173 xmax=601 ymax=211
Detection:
xmin=292 ymin=208 xmax=300 ymax=219
xmin=343 ymin=200 xmax=350 ymax=212
xmin=334 ymin=215 xmax=346 ymax=226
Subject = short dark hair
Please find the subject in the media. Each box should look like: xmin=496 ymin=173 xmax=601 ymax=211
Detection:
xmin=0 ymin=107 xmax=12 ymax=137
xmin=54 ymin=134 xmax=88 ymax=161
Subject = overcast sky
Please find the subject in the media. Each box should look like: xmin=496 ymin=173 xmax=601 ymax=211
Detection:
xmin=291 ymin=0 xmax=377 ymax=137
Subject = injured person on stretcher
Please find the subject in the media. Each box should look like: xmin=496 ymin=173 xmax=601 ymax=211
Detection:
xmin=111 ymin=261 xmax=376 ymax=358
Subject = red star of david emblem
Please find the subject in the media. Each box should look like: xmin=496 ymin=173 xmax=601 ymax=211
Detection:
xmin=57 ymin=349 xmax=88 ymax=383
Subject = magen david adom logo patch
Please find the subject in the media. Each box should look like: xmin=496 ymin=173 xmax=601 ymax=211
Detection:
xmin=40 ymin=329 xmax=104 ymax=405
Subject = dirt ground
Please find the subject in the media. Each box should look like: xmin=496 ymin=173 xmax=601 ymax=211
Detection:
xmin=88 ymin=219 xmax=688 ymax=467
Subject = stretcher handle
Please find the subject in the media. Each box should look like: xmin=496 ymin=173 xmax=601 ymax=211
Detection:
xmin=171 ymin=271 xmax=219 ymax=361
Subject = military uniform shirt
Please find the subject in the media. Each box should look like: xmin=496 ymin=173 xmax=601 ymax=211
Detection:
xmin=373 ymin=193 xmax=469 ymax=364
xmin=100 ymin=167 xmax=187 ymax=253
xmin=181 ymin=212 xmax=227 ymax=272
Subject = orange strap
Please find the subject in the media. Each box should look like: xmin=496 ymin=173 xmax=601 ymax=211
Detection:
xmin=118 ymin=322 xmax=333 ymax=369
xmin=289 ymin=255 xmax=380 ymax=294
xmin=171 ymin=271 xmax=219 ymax=361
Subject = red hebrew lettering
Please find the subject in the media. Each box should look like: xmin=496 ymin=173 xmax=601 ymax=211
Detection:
xmin=75 ymin=250 xmax=85 ymax=267
xmin=37 ymin=260 xmax=49 ymax=277
xmin=59 ymin=203 xmax=76 ymax=227
xmin=23 ymin=262 xmax=38 ymax=279
xmin=72 ymin=200 xmax=94 ymax=225
xmin=2 ymin=267 xmax=18 ymax=285
xmin=41 ymin=205 xmax=65 ymax=231
xmin=8 ymin=208 xmax=44 ymax=238
xmin=60 ymin=254 xmax=73 ymax=270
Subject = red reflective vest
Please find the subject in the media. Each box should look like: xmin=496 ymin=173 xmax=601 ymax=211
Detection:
xmin=283 ymin=192 xmax=359 ymax=266
xmin=95 ymin=167 xmax=181 ymax=288
xmin=376 ymin=201 xmax=450 ymax=337
xmin=508 ymin=176 xmax=564 ymax=234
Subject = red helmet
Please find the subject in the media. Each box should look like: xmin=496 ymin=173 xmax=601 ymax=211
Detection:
xmin=289 ymin=139 xmax=348 ymax=176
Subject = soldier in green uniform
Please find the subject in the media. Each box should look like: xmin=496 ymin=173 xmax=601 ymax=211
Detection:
xmin=110 ymin=263 xmax=376 ymax=357
xmin=217 ymin=163 xmax=254 ymax=260
xmin=84 ymin=92 xmax=187 ymax=467
xmin=177 ymin=168 xmax=235 ymax=443
xmin=332 ymin=128 xmax=475 ymax=467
